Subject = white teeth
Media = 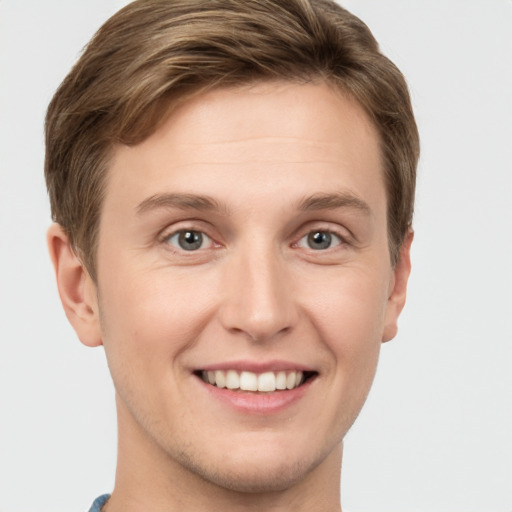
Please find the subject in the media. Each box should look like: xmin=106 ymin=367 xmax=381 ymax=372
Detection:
xmin=240 ymin=371 xmax=258 ymax=391
xmin=286 ymin=372 xmax=297 ymax=390
xmin=258 ymin=372 xmax=276 ymax=392
xmin=275 ymin=371 xmax=287 ymax=390
xmin=215 ymin=370 xmax=226 ymax=388
xmin=225 ymin=370 xmax=240 ymax=389
xmin=201 ymin=369 xmax=308 ymax=392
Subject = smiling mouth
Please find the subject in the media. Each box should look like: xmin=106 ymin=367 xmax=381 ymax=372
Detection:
xmin=195 ymin=369 xmax=317 ymax=393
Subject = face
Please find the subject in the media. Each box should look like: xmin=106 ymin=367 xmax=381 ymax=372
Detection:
xmin=67 ymin=81 xmax=410 ymax=493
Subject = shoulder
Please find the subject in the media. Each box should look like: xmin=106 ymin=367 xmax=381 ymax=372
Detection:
xmin=87 ymin=494 xmax=110 ymax=512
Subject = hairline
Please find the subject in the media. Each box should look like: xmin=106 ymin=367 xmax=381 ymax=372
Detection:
xmin=83 ymin=77 xmax=400 ymax=283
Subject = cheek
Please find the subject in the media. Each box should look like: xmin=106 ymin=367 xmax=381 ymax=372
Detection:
xmin=293 ymin=269 xmax=388 ymax=440
xmin=307 ymin=267 xmax=389 ymax=390
xmin=98 ymin=264 xmax=218 ymax=362
xmin=305 ymin=265 xmax=390 ymax=343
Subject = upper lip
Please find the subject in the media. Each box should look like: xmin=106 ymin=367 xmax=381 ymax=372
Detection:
xmin=196 ymin=360 xmax=317 ymax=373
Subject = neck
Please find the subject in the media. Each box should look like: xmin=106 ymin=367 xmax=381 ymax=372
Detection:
xmin=105 ymin=400 xmax=344 ymax=512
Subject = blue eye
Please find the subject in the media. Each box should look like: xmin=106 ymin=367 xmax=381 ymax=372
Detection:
xmin=298 ymin=230 xmax=342 ymax=250
xmin=166 ymin=230 xmax=211 ymax=251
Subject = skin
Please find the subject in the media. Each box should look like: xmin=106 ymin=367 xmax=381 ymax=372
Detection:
xmin=48 ymin=81 xmax=412 ymax=512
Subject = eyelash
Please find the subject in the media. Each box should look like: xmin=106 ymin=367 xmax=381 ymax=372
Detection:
xmin=160 ymin=225 xmax=350 ymax=255
xmin=295 ymin=230 xmax=345 ymax=251
xmin=163 ymin=229 xmax=215 ymax=252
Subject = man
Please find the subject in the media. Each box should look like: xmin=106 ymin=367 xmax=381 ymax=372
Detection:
xmin=45 ymin=0 xmax=419 ymax=510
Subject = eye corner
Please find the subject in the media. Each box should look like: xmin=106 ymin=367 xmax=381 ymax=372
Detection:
xmin=295 ymin=229 xmax=346 ymax=251
xmin=158 ymin=225 xmax=223 ymax=255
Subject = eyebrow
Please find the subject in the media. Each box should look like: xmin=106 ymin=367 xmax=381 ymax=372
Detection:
xmin=136 ymin=191 xmax=371 ymax=217
xmin=297 ymin=192 xmax=372 ymax=215
xmin=136 ymin=193 xmax=230 ymax=216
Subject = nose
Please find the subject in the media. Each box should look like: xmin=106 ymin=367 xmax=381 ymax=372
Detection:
xmin=219 ymin=242 xmax=299 ymax=343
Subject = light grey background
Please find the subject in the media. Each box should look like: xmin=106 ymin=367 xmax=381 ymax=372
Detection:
xmin=1 ymin=1 xmax=511 ymax=511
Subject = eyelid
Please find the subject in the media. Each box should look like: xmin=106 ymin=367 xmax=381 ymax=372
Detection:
xmin=165 ymin=229 xmax=214 ymax=251
xmin=292 ymin=223 xmax=352 ymax=248
xmin=158 ymin=221 xmax=221 ymax=252
xmin=295 ymin=230 xmax=344 ymax=250
xmin=158 ymin=218 xmax=211 ymax=239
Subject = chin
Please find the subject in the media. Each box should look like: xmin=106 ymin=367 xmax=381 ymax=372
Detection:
xmin=160 ymin=433 xmax=325 ymax=495
xmin=183 ymin=453 xmax=318 ymax=494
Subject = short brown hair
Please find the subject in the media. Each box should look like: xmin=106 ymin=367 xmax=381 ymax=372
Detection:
xmin=45 ymin=0 xmax=419 ymax=281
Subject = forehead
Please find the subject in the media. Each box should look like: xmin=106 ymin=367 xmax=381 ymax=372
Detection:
xmin=104 ymin=80 xmax=385 ymax=218
xmin=136 ymin=81 xmax=380 ymax=166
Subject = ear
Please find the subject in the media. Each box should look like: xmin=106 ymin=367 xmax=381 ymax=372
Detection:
xmin=47 ymin=223 xmax=102 ymax=347
xmin=382 ymin=230 xmax=413 ymax=343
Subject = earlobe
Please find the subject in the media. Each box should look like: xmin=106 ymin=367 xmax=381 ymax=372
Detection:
xmin=47 ymin=224 xmax=102 ymax=347
xmin=382 ymin=230 xmax=413 ymax=343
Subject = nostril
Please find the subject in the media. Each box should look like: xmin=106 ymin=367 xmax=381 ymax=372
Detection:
xmin=227 ymin=324 xmax=294 ymax=344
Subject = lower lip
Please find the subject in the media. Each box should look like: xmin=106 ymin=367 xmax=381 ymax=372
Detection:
xmin=196 ymin=376 xmax=314 ymax=414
